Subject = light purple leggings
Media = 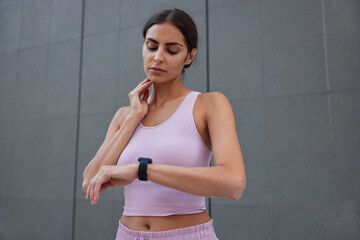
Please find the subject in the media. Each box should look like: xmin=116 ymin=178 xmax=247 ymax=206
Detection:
xmin=115 ymin=219 xmax=219 ymax=240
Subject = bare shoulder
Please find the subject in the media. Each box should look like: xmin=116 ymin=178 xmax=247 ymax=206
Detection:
xmin=197 ymin=91 xmax=229 ymax=102
xmin=197 ymin=91 xmax=232 ymax=114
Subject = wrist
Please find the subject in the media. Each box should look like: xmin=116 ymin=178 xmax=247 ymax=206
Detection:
xmin=137 ymin=157 xmax=153 ymax=181
xmin=123 ymin=114 xmax=142 ymax=129
xmin=127 ymin=112 xmax=144 ymax=122
xmin=132 ymin=162 xmax=140 ymax=180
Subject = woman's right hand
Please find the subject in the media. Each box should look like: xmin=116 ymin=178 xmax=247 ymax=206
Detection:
xmin=128 ymin=78 xmax=153 ymax=121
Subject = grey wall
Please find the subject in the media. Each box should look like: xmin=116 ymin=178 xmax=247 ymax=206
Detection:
xmin=0 ymin=0 xmax=359 ymax=239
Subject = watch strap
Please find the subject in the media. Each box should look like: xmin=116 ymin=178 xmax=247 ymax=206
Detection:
xmin=138 ymin=157 xmax=152 ymax=181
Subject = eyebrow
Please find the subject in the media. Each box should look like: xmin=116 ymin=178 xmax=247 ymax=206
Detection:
xmin=145 ymin=37 xmax=184 ymax=47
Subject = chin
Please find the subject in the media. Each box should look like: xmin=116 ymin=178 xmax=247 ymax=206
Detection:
xmin=146 ymin=70 xmax=179 ymax=83
xmin=147 ymin=73 xmax=165 ymax=81
xmin=148 ymin=76 xmax=166 ymax=84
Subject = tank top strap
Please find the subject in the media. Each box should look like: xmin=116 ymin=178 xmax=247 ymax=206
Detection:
xmin=175 ymin=91 xmax=201 ymax=119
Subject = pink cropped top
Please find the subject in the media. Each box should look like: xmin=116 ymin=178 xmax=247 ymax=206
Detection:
xmin=116 ymin=91 xmax=213 ymax=216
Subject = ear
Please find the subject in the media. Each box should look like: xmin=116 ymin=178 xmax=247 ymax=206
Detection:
xmin=185 ymin=48 xmax=197 ymax=66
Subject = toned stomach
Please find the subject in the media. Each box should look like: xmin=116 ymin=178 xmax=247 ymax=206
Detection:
xmin=120 ymin=210 xmax=211 ymax=232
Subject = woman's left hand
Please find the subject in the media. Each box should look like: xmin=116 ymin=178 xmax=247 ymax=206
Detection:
xmin=86 ymin=164 xmax=138 ymax=205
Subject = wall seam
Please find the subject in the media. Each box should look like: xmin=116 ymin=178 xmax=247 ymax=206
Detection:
xmin=206 ymin=0 xmax=210 ymax=94
xmin=321 ymin=0 xmax=330 ymax=92
xmin=205 ymin=0 xmax=212 ymax=219
xmin=320 ymin=0 xmax=335 ymax=164
xmin=72 ymin=0 xmax=86 ymax=239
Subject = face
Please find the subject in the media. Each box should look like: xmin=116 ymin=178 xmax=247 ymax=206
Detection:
xmin=142 ymin=22 xmax=196 ymax=83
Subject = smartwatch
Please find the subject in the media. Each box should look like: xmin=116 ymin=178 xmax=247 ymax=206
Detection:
xmin=138 ymin=157 xmax=153 ymax=181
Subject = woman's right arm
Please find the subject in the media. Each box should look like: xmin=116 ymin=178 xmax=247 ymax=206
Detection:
xmin=82 ymin=78 xmax=153 ymax=192
xmin=82 ymin=109 xmax=139 ymax=192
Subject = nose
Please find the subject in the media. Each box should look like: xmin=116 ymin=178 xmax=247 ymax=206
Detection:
xmin=154 ymin=49 xmax=164 ymax=63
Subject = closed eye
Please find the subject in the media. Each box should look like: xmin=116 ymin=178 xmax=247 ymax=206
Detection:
xmin=146 ymin=42 xmax=157 ymax=50
xmin=147 ymin=46 xmax=178 ymax=55
xmin=168 ymin=50 xmax=178 ymax=55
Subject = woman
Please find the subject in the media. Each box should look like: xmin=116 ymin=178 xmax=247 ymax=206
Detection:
xmin=82 ymin=8 xmax=246 ymax=240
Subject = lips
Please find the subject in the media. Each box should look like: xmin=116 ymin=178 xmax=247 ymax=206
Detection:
xmin=150 ymin=67 xmax=165 ymax=72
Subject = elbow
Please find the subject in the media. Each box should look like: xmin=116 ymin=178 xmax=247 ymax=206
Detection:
xmin=227 ymin=176 xmax=246 ymax=201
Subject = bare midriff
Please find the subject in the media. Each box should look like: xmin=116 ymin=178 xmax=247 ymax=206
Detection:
xmin=120 ymin=210 xmax=211 ymax=232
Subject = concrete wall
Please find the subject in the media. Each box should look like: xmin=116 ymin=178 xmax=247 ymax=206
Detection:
xmin=0 ymin=0 xmax=359 ymax=239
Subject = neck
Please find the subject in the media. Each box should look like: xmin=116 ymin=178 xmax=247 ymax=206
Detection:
xmin=148 ymin=77 xmax=190 ymax=107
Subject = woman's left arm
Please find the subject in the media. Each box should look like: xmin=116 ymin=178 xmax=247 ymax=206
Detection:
xmin=87 ymin=92 xmax=246 ymax=204
xmin=147 ymin=92 xmax=246 ymax=200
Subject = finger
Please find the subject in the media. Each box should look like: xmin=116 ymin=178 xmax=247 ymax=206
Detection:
xmin=144 ymin=88 xmax=149 ymax=99
xmin=89 ymin=182 xmax=94 ymax=205
xmin=94 ymin=183 xmax=99 ymax=204
xmin=139 ymin=82 xmax=152 ymax=97
xmin=99 ymin=182 xmax=112 ymax=194
xmin=138 ymin=78 xmax=152 ymax=88
xmin=142 ymin=77 xmax=150 ymax=83
xmin=136 ymin=78 xmax=150 ymax=87
xmin=89 ymin=177 xmax=98 ymax=205
xmin=142 ymin=88 xmax=149 ymax=102
xmin=86 ymin=180 xmax=94 ymax=200
xmin=129 ymin=80 xmax=152 ymax=100
xmin=93 ymin=176 xmax=105 ymax=204
xmin=140 ymin=87 xmax=149 ymax=100
xmin=93 ymin=168 xmax=112 ymax=204
xmin=88 ymin=184 xmax=92 ymax=204
xmin=137 ymin=80 xmax=152 ymax=94
xmin=139 ymin=78 xmax=148 ymax=84
xmin=86 ymin=185 xmax=90 ymax=199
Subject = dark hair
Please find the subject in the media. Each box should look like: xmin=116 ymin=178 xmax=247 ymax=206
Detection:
xmin=142 ymin=8 xmax=198 ymax=69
